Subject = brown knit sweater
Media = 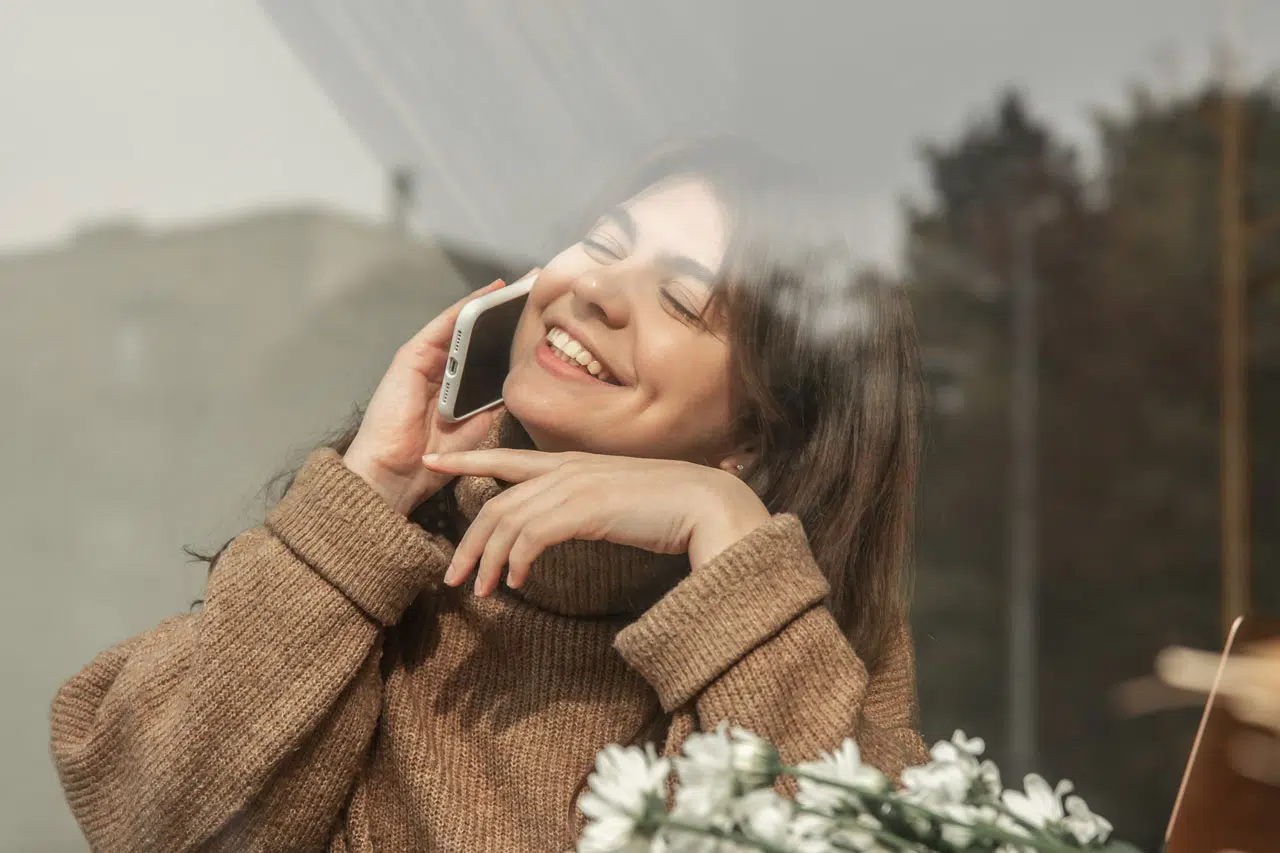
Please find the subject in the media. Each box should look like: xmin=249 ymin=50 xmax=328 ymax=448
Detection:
xmin=50 ymin=418 xmax=927 ymax=852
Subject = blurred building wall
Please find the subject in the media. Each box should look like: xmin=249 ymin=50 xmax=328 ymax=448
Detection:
xmin=0 ymin=207 xmax=500 ymax=851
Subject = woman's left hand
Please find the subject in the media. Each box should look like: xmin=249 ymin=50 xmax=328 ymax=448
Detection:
xmin=421 ymin=449 xmax=771 ymax=596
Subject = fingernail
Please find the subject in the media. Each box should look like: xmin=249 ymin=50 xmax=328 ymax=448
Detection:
xmin=443 ymin=562 xmax=459 ymax=585
xmin=423 ymin=453 xmax=439 ymax=465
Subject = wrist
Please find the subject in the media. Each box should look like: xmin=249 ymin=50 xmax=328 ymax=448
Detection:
xmin=686 ymin=488 xmax=771 ymax=572
xmin=342 ymin=453 xmax=442 ymax=516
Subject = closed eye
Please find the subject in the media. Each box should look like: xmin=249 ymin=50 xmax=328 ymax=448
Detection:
xmin=660 ymin=287 xmax=705 ymax=327
xmin=582 ymin=234 xmax=625 ymax=263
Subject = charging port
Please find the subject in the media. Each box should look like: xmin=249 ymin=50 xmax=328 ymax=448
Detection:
xmin=447 ymin=357 xmax=459 ymax=376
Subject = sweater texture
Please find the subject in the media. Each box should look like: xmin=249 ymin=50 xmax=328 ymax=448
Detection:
xmin=50 ymin=415 xmax=927 ymax=852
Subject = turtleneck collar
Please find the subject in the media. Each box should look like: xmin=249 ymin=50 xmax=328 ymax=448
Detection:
xmin=448 ymin=412 xmax=688 ymax=619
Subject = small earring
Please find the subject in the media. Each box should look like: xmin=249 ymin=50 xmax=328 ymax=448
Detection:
xmin=735 ymin=463 xmax=745 ymax=474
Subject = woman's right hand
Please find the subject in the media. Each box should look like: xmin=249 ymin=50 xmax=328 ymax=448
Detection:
xmin=342 ymin=278 xmax=515 ymax=516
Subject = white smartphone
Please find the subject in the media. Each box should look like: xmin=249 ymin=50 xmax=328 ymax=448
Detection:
xmin=437 ymin=270 xmax=538 ymax=422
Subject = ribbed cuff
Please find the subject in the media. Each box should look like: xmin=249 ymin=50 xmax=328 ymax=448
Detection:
xmin=614 ymin=513 xmax=830 ymax=711
xmin=266 ymin=448 xmax=451 ymax=626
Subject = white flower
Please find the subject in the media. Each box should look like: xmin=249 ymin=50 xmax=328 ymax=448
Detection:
xmin=899 ymin=730 xmax=1002 ymax=813
xmin=1062 ymin=793 xmax=1113 ymax=845
xmin=579 ymin=727 xmax=1121 ymax=853
xmin=790 ymin=814 xmax=841 ymax=853
xmin=828 ymin=813 xmax=893 ymax=852
xmin=728 ymin=726 xmax=781 ymax=790
xmin=577 ymin=744 xmax=671 ymax=853
xmin=734 ymin=790 xmax=839 ymax=853
xmin=932 ymin=801 xmax=1000 ymax=848
xmin=953 ymin=730 xmax=987 ymax=757
xmin=658 ymin=830 xmax=745 ymax=853
xmin=976 ymin=759 xmax=1003 ymax=797
xmin=672 ymin=726 xmax=738 ymax=827
xmin=671 ymin=724 xmax=781 ymax=828
xmin=794 ymin=739 xmax=889 ymax=816
xmin=929 ymin=730 xmax=986 ymax=764
xmin=734 ymin=789 xmax=793 ymax=845
xmin=1000 ymin=773 xmax=1070 ymax=830
xmin=900 ymin=761 xmax=971 ymax=806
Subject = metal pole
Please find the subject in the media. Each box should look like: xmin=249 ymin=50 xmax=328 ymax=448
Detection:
xmin=1008 ymin=212 xmax=1040 ymax=780
xmin=1219 ymin=18 xmax=1251 ymax=636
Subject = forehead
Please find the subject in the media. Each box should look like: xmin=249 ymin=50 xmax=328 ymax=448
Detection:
xmin=620 ymin=178 xmax=728 ymax=273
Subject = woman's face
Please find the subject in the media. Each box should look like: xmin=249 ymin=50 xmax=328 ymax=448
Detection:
xmin=503 ymin=178 xmax=740 ymax=467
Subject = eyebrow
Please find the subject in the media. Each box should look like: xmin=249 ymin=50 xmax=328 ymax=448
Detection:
xmin=594 ymin=206 xmax=717 ymax=285
xmin=656 ymin=253 xmax=716 ymax=286
xmin=596 ymin=206 xmax=637 ymax=243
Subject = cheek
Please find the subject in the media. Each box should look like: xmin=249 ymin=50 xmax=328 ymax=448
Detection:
xmin=639 ymin=335 xmax=734 ymax=417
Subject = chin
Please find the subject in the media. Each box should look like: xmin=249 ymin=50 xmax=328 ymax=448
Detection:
xmin=501 ymin=368 xmax=588 ymax=453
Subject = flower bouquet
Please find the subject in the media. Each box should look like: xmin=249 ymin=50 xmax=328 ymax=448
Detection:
xmin=577 ymin=726 xmax=1141 ymax=853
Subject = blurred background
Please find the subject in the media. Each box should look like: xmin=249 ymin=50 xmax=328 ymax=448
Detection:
xmin=3 ymin=1 xmax=1279 ymax=850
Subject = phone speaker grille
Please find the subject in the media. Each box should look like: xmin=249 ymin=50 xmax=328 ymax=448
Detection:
xmin=441 ymin=384 xmax=450 ymax=404
xmin=454 ymin=329 xmax=463 ymax=347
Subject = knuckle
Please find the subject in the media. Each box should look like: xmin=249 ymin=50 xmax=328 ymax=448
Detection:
xmin=558 ymin=451 xmax=593 ymax=470
xmin=492 ymin=509 xmax=526 ymax=540
xmin=510 ymin=530 xmax=540 ymax=560
xmin=396 ymin=338 xmax=432 ymax=364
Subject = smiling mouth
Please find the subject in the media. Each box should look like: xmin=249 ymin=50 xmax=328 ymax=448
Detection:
xmin=542 ymin=327 xmax=620 ymax=385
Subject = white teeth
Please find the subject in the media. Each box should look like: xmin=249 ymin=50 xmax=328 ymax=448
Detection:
xmin=546 ymin=326 xmax=615 ymax=383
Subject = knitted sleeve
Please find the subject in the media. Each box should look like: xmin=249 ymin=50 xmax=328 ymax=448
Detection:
xmin=49 ymin=448 xmax=453 ymax=852
xmin=613 ymin=513 xmax=928 ymax=780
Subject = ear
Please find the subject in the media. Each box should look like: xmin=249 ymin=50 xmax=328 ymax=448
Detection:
xmin=716 ymin=444 xmax=758 ymax=477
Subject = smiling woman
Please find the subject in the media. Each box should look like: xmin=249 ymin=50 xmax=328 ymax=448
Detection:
xmin=504 ymin=177 xmax=738 ymax=461
xmin=49 ymin=139 xmax=927 ymax=853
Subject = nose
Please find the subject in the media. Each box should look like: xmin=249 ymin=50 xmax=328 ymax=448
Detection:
xmin=570 ymin=270 xmax=631 ymax=328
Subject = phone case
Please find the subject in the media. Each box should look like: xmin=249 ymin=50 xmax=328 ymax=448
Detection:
xmin=437 ymin=271 xmax=538 ymax=422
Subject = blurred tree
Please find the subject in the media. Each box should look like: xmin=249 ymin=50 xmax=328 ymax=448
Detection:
xmin=905 ymin=90 xmax=1092 ymax=770
xmin=905 ymin=83 xmax=1280 ymax=850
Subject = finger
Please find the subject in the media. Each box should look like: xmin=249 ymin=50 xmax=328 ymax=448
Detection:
xmin=1227 ymin=691 xmax=1280 ymax=733
xmin=505 ymin=489 xmax=609 ymax=589
xmin=473 ymin=470 xmax=580 ymax=596
xmin=1158 ymin=646 xmax=1272 ymax=701
xmin=424 ymin=448 xmax=578 ymax=484
xmin=392 ymin=280 xmax=507 ymax=380
xmin=481 ymin=483 xmax=579 ymax=593
xmin=1156 ymin=647 xmax=1230 ymax=694
xmin=443 ymin=473 xmax=559 ymax=589
xmin=1215 ymin=658 xmax=1278 ymax=704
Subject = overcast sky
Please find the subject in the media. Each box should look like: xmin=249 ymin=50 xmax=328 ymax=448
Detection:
xmin=2 ymin=1 xmax=1278 ymax=265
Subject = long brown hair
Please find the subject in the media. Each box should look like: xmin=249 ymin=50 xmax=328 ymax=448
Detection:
xmin=608 ymin=141 xmax=923 ymax=670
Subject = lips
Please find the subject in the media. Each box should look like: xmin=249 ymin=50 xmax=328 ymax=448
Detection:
xmin=541 ymin=322 xmax=624 ymax=385
xmin=545 ymin=327 xmax=611 ymax=382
